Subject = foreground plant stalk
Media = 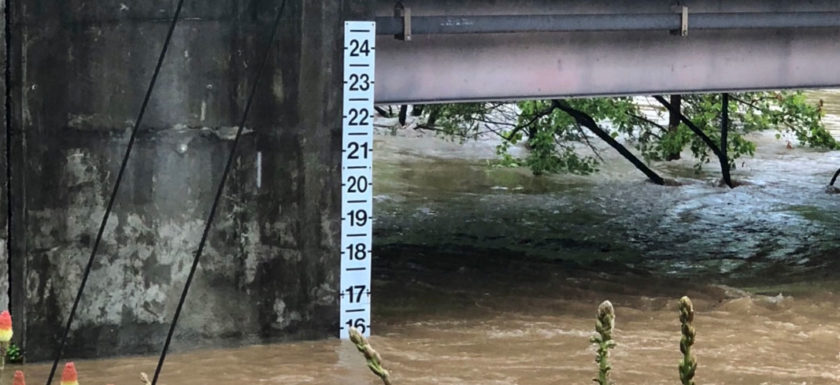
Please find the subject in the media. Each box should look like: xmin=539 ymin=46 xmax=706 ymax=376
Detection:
xmin=679 ymin=296 xmax=697 ymax=385
xmin=349 ymin=327 xmax=393 ymax=385
xmin=591 ymin=300 xmax=616 ymax=385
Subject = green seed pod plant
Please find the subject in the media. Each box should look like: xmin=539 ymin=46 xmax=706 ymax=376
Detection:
xmin=349 ymin=327 xmax=393 ymax=385
xmin=679 ymin=296 xmax=697 ymax=385
xmin=591 ymin=300 xmax=616 ymax=385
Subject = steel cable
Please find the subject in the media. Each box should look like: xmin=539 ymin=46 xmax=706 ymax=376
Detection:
xmin=45 ymin=0 xmax=187 ymax=383
xmin=150 ymin=1 xmax=287 ymax=383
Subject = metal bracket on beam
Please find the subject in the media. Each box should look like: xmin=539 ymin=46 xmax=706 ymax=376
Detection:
xmin=394 ymin=2 xmax=412 ymax=41
xmin=671 ymin=5 xmax=689 ymax=36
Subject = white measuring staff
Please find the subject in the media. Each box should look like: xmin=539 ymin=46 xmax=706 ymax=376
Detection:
xmin=340 ymin=21 xmax=375 ymax=340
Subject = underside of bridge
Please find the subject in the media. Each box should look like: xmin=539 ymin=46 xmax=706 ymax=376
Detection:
xmin=374 ymin=0 xmax=840 ymax=104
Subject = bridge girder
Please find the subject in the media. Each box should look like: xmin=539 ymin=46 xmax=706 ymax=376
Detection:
xmin=373 ymin=0 xmax=840 ymax=104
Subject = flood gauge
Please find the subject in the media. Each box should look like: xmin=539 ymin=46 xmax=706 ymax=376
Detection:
xmin=340 ymin=21 xmax=375 ymax=339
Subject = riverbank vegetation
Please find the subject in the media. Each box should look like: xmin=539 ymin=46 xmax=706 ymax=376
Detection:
xmin=384 ymin=92 xmax=837 ymax=186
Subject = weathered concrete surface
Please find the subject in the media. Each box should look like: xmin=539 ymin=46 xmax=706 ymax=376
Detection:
xmin=7 ymin=0 xmax=372 ymax=361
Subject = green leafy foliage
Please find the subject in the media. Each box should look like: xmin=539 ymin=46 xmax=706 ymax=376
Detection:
xmin=6 ymin=343 xmax=21 ymax=364
xmin=653 ymin=92 xmax=834 ymax=172
xmin=737 ymin=91 xmax=837 ymax=149
xmin=413 ymin=91 xmax=835 ymax=175
xmin=672 ymin=94 xmax=756 ymax=171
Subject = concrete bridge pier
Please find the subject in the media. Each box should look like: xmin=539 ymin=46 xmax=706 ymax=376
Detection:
xmin=4 ymin=0 xmax=371 ymax=361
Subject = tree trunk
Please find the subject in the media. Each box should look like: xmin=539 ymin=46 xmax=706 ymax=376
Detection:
xmin=655 ymin=95 xmax=732 ymax=188
xmin=552 ymin=100 xmax=666 ymax=185
xmin=655 ymin=96 xmax=722 ymax=159
xmin=426 ymin=105 xmax=439 ymax=128
xmin=666 ymin=95 xmax=682 ymax=160
xmin=398 ymin=105 xmax=408 ymax=125
xmin=831 ymin=168 xmax=840 ymax=186
xmin=719 ymin=94 xmax=733 ymax=188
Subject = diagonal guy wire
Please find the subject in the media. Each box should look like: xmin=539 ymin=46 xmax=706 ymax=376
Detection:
xmin=150 ymin=1 xmax=288 ymax=384
xmin=45 ymin=0 xmax=187 ymax=384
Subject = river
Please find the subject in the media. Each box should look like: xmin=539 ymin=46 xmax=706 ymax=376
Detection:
xmin=7 ymin=91 xmax=840 ymax=384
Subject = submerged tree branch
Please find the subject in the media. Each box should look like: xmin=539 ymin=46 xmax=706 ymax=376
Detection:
xmin=656 ymin=95 xmax=733 ymax=188
xmin=374 ymin=106 xmax=391 ymax=118
xmin=574 ymin=122 xmax=606 ymax=162
xmin=552 ymin=100 xmax=666 ymax=185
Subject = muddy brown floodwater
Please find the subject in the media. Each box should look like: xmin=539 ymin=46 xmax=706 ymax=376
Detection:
xmin=6 ymin=91 xmax=840 ymax=384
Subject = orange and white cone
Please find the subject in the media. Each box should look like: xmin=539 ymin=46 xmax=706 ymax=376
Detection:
xmin=61 ymin=362 xmax=79 ymax=385
xmin=13 ymin=370 xmax=25 ymax=385
xmin=0 ymin=310 xmax=13 ymax=343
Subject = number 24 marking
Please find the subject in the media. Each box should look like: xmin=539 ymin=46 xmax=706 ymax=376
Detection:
xmin=348 ymin=39 xmax=371 ymax=57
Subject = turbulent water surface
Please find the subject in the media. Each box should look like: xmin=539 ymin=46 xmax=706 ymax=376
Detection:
xmin=8 ymin=91 xmax=840 ymax=384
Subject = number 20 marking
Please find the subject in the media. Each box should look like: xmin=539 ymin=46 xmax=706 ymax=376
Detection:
xmin=347 ymin=176 xmax=368 ymax=193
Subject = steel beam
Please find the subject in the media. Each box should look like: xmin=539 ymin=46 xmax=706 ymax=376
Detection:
xmin=375 ymin=13 xmax=840 ymax=35
xmin=373 ymin=0 xmax=840 ymax=104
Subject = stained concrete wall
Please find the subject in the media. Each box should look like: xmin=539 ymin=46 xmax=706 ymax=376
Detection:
xmin=0 ymin=0 xmax=8 ymax=313
xmin=6 ymin=0 xmax=372 ymax=361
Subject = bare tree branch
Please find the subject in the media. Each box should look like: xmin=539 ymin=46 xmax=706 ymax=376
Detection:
xmin=574 ymin=122 xmax=606 ymax=162
xmin=628 ymin=112 xmax=667 ymax=131
xmin=552 ymin=99 xmax=666 ymax=185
